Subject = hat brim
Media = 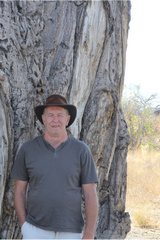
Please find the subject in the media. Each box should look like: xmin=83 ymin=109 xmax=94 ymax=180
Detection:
xmin=35 ymin=104 xmax=77 ymax=127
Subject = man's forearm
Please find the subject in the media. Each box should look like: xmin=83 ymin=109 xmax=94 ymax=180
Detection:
xmin=83 ymin=196 xmax=98 ymax=238
xmin=83 ymin=184 xmax=98 ymax=239
xmin=15 ymin=191 xmax=27 ymax=227
xmin=14 ymin=180 xmax=28 ymax=227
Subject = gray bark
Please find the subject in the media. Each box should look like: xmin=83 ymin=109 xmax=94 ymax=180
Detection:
xmin=0 ymin=1 xmax=131 ymax=239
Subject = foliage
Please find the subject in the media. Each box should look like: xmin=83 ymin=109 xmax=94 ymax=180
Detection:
xmin=122 ymin=85 xmax=160 ymax=150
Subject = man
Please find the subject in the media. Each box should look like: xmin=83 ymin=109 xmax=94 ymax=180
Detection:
xmin=11 ymin=94 xmax=99 ymax=239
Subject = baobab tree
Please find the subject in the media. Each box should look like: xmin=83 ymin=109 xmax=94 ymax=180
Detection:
xmin=0 ymin=1 xmax=131 ymax=239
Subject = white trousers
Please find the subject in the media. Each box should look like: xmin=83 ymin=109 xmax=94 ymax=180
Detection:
xmin=21 ymin=222 xmax=82 ymax=239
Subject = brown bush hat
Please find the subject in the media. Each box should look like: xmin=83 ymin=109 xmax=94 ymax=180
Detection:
xmin=35 ymin=94 xmax=77 ymax=127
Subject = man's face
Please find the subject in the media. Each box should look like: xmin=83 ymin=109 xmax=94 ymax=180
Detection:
xmin=42 ymin=106 xmax=70 ymax=138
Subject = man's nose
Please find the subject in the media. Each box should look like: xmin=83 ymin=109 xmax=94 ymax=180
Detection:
xmin=52 ymin=116 xmax=59 ymax=122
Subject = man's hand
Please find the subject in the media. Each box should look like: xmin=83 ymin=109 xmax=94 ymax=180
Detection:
xmin=82 ymin=232 xmax=94 ymax=239
xmin=82 ymin=183 xmax=98 ymax=240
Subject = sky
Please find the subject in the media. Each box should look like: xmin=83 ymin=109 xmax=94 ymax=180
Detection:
xmin=124 ymin=0 xmax=160 ymax=106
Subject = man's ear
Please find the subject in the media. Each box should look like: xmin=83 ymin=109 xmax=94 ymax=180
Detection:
xmin=42 ymin=114 xmax=45 ymax=125
xmin=66 ymin=115 xmax=71 ymax=126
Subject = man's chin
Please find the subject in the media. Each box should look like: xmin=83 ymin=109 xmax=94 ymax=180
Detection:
xmin=50 ymin=129 xmax=61 ymax=136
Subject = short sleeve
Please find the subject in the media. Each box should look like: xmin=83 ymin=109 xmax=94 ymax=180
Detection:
xmin=80 ymin=144 xmax=99 ymax=185
xmin=11 ymin=146 xmax=29 ymax=181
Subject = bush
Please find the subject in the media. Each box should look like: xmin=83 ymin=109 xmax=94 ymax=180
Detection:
xmin=122 ymin=85 xmax=160 ymax=150
xmin=134 ymin=211 xmax=151 ymax=228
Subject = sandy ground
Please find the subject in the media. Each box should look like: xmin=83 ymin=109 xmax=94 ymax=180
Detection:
xmin=125 ymin=226 xmax=160 ymax=239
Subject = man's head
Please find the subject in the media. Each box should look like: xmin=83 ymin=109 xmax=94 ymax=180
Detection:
xmin=42 ymin=106 xmax=71 ymax=138
xmin=35 ymin=94 xmax=77 ymax=127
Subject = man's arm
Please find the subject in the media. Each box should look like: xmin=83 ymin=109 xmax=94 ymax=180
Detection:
xmin=14 ymin=179 xmax=28 ymax=227
xmin=82 ymin=183 xmax=98 ymax=239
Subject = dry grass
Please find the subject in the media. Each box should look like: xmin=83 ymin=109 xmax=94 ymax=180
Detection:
xmin=126 ymin=147 xmax=160 ymax=229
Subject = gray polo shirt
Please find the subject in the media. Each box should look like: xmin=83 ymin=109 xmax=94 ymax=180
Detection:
xmin=11 ymin=135 xmax=98 ymax=233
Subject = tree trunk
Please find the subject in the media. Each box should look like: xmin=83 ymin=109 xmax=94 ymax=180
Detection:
xmin=0 ymin=1 xmax=131 ymax=239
